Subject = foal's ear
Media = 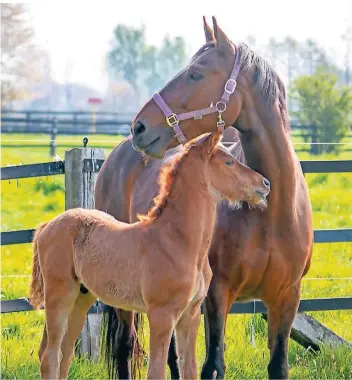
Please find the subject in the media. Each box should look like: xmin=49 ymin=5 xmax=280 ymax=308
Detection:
xmin=212 ymin=16 xmax=233 ymax=55
xmin=203 ymin=16 xmax=215 ymax=43
xmin=203 ymin=132 xmax=222 ymax=158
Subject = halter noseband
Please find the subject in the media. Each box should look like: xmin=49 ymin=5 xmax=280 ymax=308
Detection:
xmin=152 ymin=48 xmax=241 ymax=144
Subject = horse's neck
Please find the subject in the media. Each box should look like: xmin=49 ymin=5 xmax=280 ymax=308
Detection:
xmin=154 ymin=164 xmax=217 ymax=251
xmin=240 ymin=107 xmax=300 ymax=219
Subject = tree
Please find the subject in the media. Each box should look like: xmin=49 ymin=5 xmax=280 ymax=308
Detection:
xmin=290 ymin=66 xmax=352 ymax=154
xmin=108 ymin=24 xmax=187 ymax=100
xmin=143 ymin=36 xmax=187 ymax=96
xmin=108 ymin=24 xmax=147 ymax=91
xmin=1 ymin=3 xmax=42 ymax=106
xmin=300 ymin=38 xmax=331 ymax=76
xmin=266 ymin=37 xmax=281 ymax=70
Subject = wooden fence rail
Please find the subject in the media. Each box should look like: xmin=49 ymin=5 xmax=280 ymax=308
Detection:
xmin=1 ymin=158 xmax=352 ymax=248
xmin=2 ymin=111 xmax=351 ymax=156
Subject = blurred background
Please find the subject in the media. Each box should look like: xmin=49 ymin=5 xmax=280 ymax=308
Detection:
xmin=1 ymin=1 xmax=352 ymax=153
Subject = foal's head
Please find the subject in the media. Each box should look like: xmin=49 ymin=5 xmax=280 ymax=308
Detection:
xmin=188 ymin=133 xmax=270 ymax=208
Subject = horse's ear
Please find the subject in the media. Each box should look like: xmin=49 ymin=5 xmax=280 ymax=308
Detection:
xmin=203 ymin=16 xmax=215 ymax=43
xmin=212 ymin=16 xmax=233 ymax=54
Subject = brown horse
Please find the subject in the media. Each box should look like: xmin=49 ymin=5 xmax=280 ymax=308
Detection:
xmin=29 ymin=133 xmax=269 ymax=380
xmin=96 ymin=17 xmax=313 ymax=379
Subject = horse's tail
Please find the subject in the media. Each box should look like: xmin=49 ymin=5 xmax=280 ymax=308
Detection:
xmin=101 ymin=306 xmax=146 ymax=379
xmin=28 ymin=222 xmax=48 ymax=309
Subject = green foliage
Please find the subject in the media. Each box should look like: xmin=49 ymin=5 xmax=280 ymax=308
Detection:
xmin=143 ymin=36 xmax=187 ymax=96
xmin=290 ymin=67 xmax=352 ymax=153
xmin=34 ymin=180 xmax=64 ymax=196
xmin=107 ymin=24 xmax=187 ymax=96
xmin=108 ymin=24 xmax=147 ymax=90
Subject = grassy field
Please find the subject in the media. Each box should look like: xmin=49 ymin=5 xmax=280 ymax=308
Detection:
xmin=1 ymin=133 xmax=352 ymax=379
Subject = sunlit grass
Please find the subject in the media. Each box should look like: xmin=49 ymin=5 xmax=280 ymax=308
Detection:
xmin=1 ymin=133 xmax=351 ymax=379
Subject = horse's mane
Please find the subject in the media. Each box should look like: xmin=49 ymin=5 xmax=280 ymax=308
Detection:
xmin=238 ymin=43 xmax=290 ymax=131
xmin=137 ymin=146 xmax=191 ymax=223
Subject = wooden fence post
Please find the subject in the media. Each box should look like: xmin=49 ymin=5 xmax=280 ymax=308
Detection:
xmin=50 ymin=118 xmax=57 ymax=157
xmin=64 ymin=144 xmax=105 ymax=361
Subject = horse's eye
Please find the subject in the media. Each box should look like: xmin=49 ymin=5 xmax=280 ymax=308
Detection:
xmin=189 ymin=72 xmax=204 ymax=81
xmin=226 ymin=160 xmax=235 ymax=166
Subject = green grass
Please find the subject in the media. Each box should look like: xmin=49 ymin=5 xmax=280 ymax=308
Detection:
xmin=1 ymin=133 xmax=352 ymax=379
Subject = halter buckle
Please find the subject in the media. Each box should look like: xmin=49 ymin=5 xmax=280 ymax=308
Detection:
xmin=224 ymin=79 xmax=237 ymax=94
xmin=166 ymin=114 xmax=179 ymax=127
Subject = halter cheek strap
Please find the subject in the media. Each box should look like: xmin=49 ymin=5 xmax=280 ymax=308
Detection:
xmin=152 ymin=93 xmax=188 ymax=144
xmin=152 ymin=47 xmax=241 ymax=144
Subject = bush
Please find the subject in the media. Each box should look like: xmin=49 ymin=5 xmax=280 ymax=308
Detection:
xmin=290 ymin=66 xmax=352 ymax=154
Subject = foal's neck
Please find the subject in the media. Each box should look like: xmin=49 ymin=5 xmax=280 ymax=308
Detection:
xmin=153 ymin=158 xmax=217 ymax=250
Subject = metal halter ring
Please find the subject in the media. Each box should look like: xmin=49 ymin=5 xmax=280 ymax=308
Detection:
xmin=215 ymin=101 xmax=227 ymax=113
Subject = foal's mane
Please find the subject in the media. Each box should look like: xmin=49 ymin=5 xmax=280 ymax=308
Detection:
xmin=137 ymin=146 xmax=193 ymax=224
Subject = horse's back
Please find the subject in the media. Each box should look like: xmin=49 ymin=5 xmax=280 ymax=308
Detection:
xmin=95 ymin=136 xmax=183 ymax=224
xmin=130 ymin=146 xmax=182 ymax=222
xmin=95 ymin=137 xmax=145 ymax=222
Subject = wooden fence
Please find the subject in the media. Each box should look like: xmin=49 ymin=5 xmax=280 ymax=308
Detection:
xmin=1 ymin=144 xmax=352 ymax=358
xmin=2 ymin=110 xmax=352 ymax=155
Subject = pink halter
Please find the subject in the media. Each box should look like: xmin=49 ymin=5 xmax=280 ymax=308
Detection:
xmin=152 ymin=48 xmax=241 ymax=144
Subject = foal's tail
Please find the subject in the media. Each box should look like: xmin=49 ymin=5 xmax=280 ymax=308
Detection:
xmin=29 ymin=222 xmax=48 ymax=309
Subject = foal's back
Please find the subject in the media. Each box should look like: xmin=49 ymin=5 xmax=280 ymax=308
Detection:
xmin=37 ymin=208 xmax=146 ymax=310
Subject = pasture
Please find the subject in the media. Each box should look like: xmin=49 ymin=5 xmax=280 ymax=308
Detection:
xmin=1 ymin=133 xmax=352 ymax=379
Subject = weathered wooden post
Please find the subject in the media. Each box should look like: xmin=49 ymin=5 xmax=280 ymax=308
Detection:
xmin=50 ymin=118 xmax=57 ymax=157
xmin=64 ymin=138 xmax=105 ymax=361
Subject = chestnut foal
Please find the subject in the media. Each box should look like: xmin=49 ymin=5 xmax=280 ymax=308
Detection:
xmin=29 ymin=133 xmax=269 ymax=380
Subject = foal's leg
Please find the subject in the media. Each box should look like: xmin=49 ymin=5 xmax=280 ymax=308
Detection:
xmin=38 ymin=323 xmax=48 ymax=362
xmin=59 ymin=291 xmax=96 ymax=379
xmin=175 ymin=302 xmax=202 ymax=380
xmin=40 ymin=279 xmax=79 ymax=380
xmin=147 ymin=309 xmax=175 ymax=380
xmin=266 ymin=285 xmax=300 ymax=379
xmin=201 ymin=278 xmax=231 ymax=380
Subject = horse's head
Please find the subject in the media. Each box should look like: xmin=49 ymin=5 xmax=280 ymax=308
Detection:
xmin=131 ymin=17 xmax=243 ymax=158
xmin=189 ymin=133 xmax=270 ymax=208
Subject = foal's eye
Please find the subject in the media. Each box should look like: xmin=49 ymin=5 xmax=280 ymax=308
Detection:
xmin=226 ymin=160 xmax=235 ymax=166
xmin=189 ymin=71 xmax=204 ymax=81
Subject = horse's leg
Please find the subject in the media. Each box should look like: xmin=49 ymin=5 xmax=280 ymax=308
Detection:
xmin=167 ymin=330 xmax=180 ymax=379
xmin=266 ymin=285 xmax=300 ymax=379
xmin=59 ymin=291 xmax=96 ymax=379
xmin=175 ymin=302 xmax=202 ymax=380
xmin=201 ymin=279 xmax=230 ymax=380
xmin=40 ymin=279 xmax=79 ymax=380
xmin=147 ymin=309 xmax=175 ymax=380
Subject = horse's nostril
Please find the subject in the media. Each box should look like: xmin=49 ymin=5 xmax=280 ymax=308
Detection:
xmin=263 ymin=178 xmax=270 ymax=189
xmin=134 ymin=121 xmax=146 ymax=137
